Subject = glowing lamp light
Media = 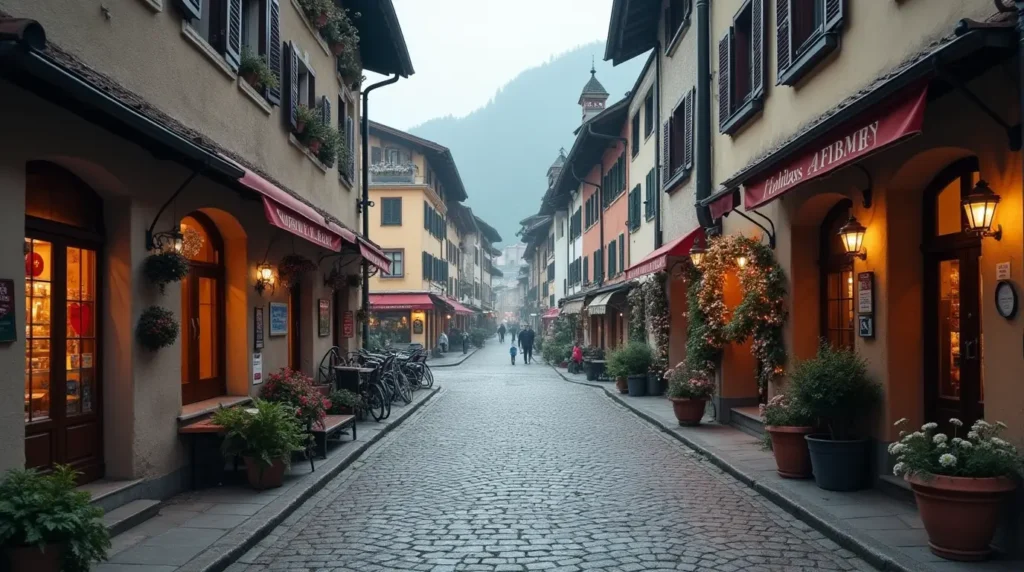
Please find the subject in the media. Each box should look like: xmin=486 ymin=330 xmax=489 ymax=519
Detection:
xmin=838 ymin=215 xmax=867 ymax=260
xmin=173 ymin=231 xmax=184 ymax=254
xmin=259 ymin=265 xmax=274 ymax=282
xmin=689 ymin=244 xmax=706 ymax=268
xmin=255 ymin=263 xmax=276 ymax=296
xmin=736 ymin=255 xmax=748 ymax=269
xmin=962 ymin=180 xmax=1002 ymax=240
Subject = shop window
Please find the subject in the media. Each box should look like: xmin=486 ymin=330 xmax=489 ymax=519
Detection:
xmin=819 ymin=200 xmax=854 ymax=350
xmin=777 ymin=0 xmax=844 ymax=87
xmin=719 ymin=0 xmax=765 ymax=135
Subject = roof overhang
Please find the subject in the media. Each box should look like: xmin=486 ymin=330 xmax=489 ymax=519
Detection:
xmin=474 ymin=215 xmax=502 ymax=243
xmin=346 ymin=0 xmax=414 ymax=77
xmin=604 ymin=0 xmax=659 ymax=65
xmin=369 ymin=121 xmax=467 ymax=202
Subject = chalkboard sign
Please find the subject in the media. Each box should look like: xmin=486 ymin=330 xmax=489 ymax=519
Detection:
xmin=254 ymin=306 xmax=265 ymax=350
xmin=0 ymin=279 xmax=16 ymax=343
xmin=413 ymin=318 xmax=423 ymax=334
xmin=269 ymin=302 xmax=288 ymax=336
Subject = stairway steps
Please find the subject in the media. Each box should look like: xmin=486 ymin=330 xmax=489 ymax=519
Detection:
xmin=101 ymin=499 xmax=161 ymax=537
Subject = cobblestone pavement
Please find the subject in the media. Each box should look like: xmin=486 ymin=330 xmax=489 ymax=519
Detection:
xmin=241 ymin=340 xmax=872 ymax=572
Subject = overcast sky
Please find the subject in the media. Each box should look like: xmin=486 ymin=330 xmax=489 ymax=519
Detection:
xmin=365 ymin=0 xmax=614 ymax=130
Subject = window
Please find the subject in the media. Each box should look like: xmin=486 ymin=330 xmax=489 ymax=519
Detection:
xmin=631 ymin=112 xmax=641 ymax=158
xmin=381 ymin=197 xmax=402 ymax=225
xmin=608 ymin=240 xmax=617 ymax=277
xmin=339 ymin=96 xmax=355 ymax=180
xmin=421 ymin=251 xmax=448 ymax=284
xmin=664 ymin=89 xmax=694 ymax=187
xmin=284 ymin=40 xmax=318 ymax=132
xmin=423 ymin=202 xmax=444 ymax=240
xmin=664 ymin=0 xmax=693 ymax=49
xmin=547 ymin=262 xmax=555 ymax=282
xmin=593 ymin=248 xmax=604 ymax=283
xmin=618 ymin=233 xmax=625 ymax=271
xmin=382 ymin=250 xmax=404 ymax=277
xmin=602 ymin=154 xmax=627 ymax=208
xmin=777 ymin=0 xmax=844 ymax=86
xmin=628 ymin=185 xmax=642 ymax=231
xmin=718 ymin=0 xmax=765 ymax=135
xmin=819 ymin=200 xmax=853 ymax=351
xmin=583 ymin=256 xmax=589 ymax=285
xmin=570 ymin=208 xmax=582 ymax=240
xmin=644 ymin=168 xmax=656 ymax=220
xmin=557 ymin=218 xmax=564 ymax=239
xmin=644 ymin=90 xmax=654 ymax=138
xmin=550 ymin=295 xmax=555 ymax=307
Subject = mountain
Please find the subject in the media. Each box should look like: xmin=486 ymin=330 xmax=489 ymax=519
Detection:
xmin=410 ymin=42 xmax=646 ymax=245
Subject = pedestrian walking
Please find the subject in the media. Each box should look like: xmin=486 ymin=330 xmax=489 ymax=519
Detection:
xmin=462 ymin=331 xmax=469 ymax=354
xmin=509 ymin=344 xmax=518 ymax=365
xmin=498 ymin=323 xmax=506 ymax=343
xmin=510 ymin=324 xmax=519 ymax=345
xmin=438 ymin=331 xmax=448 ymax=353
xmin=519 ymin=326 xmax=535 ymax=364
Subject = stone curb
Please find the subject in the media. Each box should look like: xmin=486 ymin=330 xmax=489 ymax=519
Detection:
xmin=181 ymin=386 xmax=442 ymax=572
xmin=429 ymin=346 xmax=481 ymax=368
xmin=548 ymin=365 xmax=920 ymax=572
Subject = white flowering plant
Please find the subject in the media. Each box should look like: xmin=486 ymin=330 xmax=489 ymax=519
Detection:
xmin=889 ymin=418 xmax=1023 ymax=480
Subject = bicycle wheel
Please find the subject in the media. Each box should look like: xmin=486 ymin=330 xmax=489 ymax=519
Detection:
xmin=366 ymin=383 xmax=387 ymax=422
xmin=421 ymin=364 xmax=434 ymax=389
xmin=396 ymin=370 xmax=413 ymax=405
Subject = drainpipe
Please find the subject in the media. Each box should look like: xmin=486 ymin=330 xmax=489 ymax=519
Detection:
xmin=1016 ymin=3 xmax=1024 ymax=208
xmin=360 ymin=74 xmax=400 ymax=349
xmin=695 ymin=0 xmax=714 ymax=229
xmin=654 ymin=44 xmax=663 ymax=248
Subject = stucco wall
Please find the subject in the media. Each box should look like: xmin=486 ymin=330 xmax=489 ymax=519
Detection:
xmin=627 ymin=58 xmax=658 ymax=267
xmin=554 ymin=209 xmax=568 ymax=303
xmin=602 ymin=137 xmax=631 ymax=285
xmin=368 ymin=187 xmax=427 ymax=292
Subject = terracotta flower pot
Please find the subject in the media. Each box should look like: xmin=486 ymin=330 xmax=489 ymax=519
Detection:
xmin=307 ymin=139 xmax=322 ymax=154
xmin=669 ymin=397 xmax=706 ymax=426
xmin=331 ymin=42 xmax=344 ymax=55
xmin=766 ymin=426 xmax=814 ymax=478
xmin=241 ymin=72 xmax=260 ymax=90
xmin=908 ymin=474 xmax=1016 ymax=561
xmin=295 ymin=120 xmax=306 ymax=134
xmin=6 ymin=544 xmax=62 ymax=572
xmin=315 ymin=12 xmax=329 ymax=27
xmin=244 ymin=456 xmax=287 ymax=490
xmin=615 ymin=376 xmax=628 ymax=394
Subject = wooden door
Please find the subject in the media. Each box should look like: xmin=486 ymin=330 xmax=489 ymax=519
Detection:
xmin=180 ymin=214 xmax=225 ymax=405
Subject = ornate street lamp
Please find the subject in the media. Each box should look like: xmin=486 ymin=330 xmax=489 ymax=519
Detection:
xmin=255 ymin=262 xmax=276 ymax=296
xmin=689 ymin=244 xmax=706 ymax=268
xmin=961 ymin=180 xmax=1002 ymax=240
xmin=735 ymin=255 xmax=748 ymax=269
xmin=838 ymin=215 xmax=867 ymax=260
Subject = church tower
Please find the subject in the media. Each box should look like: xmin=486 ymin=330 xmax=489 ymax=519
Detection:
xmin=578 ymin=61 xmax=609 ymax=123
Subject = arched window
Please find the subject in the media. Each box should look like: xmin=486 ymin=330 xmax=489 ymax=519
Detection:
xmin=180 ymin=212 xmax=225 ymax=405
xmin=923 ymin=156 xmax=980 ymax=240
xmin=819 ymin=199 xmax=854 ymax=351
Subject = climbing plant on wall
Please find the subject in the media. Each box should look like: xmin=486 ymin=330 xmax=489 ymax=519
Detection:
xmin=627 ymin=283 xmax=646 ymax=343
xmin=641 ymin=272 xmax=670 ymax=373
xmin=690 ymin=235 xmax=787 ymax=396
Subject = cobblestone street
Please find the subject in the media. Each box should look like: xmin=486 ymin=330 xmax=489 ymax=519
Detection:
xmin=239 ymin=340 xmax=872 ymax=572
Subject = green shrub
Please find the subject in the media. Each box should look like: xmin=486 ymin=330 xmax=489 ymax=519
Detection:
xmin=760 ymin=393 xmax=814 ymax=427
xmin=213 ymin=399 xmax=308 ymax=469
xmin=143 ymin=251 xmax=189 ymax=293
xmin=542 ymin=341 xmax=569 ymax=365
xmin=237 ymin=47 xmax=279 ymax=90
xmin=0 ymin=465 xmax=111 ymax=572
xmin=327 ymin=389 xmax=366 ymax=413
xmin=788 ymin=343 xmax=881 ymax=440
xmin=470 ymin=328 xmax=489 ymax=348
xmin=606 ymin=342 xmax=653 ymax=378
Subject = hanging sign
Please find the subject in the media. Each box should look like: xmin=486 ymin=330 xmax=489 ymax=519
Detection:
xmin=0 ymin=279 xmax=16 ymax=343
xmin=858 ymin=272 xmax=874 ymax=314
xmin=252 ymin=352 xmax=263 ymax=385
xmin=343 ymin=310 xmax=355 ymax=338
xmin=254 ymin=306 xmax=265 ymax=350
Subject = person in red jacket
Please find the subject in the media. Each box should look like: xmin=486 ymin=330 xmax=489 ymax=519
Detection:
xmin=571 ymin=343 xmax=584 ymax=373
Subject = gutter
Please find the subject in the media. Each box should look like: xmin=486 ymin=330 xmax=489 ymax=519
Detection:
xmin=694 ymin=0 xmax=713 ymax=228
xmin=654 ymin=40 xmax=663 ymax=248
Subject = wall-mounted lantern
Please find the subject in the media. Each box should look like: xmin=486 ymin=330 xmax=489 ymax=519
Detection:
xmin=689 ymin=244 xmax=706 ymax=268
xmin=962 ymin=180 xmax=1002 ymax=240
xmin=255 ymin=262 xmax=276 ymax=296
xmin=838 ymin=216 xmax=867 ymax=260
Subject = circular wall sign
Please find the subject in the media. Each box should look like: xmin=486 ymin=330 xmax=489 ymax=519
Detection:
xmin=995 ymin=280 xmax=1017 ymax=319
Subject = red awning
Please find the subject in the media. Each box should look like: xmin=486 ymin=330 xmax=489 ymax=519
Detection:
xmin=709 ymin=191 xmax=736 ymax=221
xmin=446 ymin=298 xmax=475 ymax=316
xmin=743 ymin=86 xmax=928 ymax=210
xmin=358 ymin=239 xmax=391 ymax=274
xmin=541 ymin=307 xmax=560 ymax=320
xmin=369 ymin=293 xmax=436 ymax=311
xmin=625 ymin=226 xmax=705 ymax=280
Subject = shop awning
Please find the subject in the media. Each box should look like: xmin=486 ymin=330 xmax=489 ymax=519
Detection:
xmin=446 ymin=298 xmax=475 ymax=316
xmin=541 ymin=307 xmax=560 ymax=320
xmin=358 ymin=239 xmax=391 ymax=274
xmin=625 ymin=226 xmax=705 ymax=280
xmin=561 ymin=299 xmax=585 ymax=315
xmin=586 ymin=291 xmax=618 ymax=316
xmin=369 ymin=293 xmax=435 ymax=311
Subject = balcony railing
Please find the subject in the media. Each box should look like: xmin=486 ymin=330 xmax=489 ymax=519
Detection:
xmin=369 ymin=162 xmax=419 ymax=184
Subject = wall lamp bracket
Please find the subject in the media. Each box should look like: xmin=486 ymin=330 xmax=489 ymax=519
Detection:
xmin=728 ymin=209 xmax=777 ymax=249
xmin=146 ymin=169 xmax=200 ymax=251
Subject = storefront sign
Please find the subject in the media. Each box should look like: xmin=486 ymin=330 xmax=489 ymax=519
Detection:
xmin=857 ymin=272 xmax=874 ymax=314
xmin=858 ymin=315 xmax=874 ymax=338
xmin=743 ymin=87 xmax=928 ymax=210
xmin=252 ymin=352 xmax=263 ymax=385
xmin=269 ymin=302 xmax=288 ymax=336
xmin=318 ymin=299 xmax=330 ymax=337
xmin=254 ymin=306 xmax=265 ymax=349
xmin=0 ymin=279 xmax=16 ymax=343
xmin=996 ymin=262 xmax=1011 ymax=281
xmin=413 ymin=319 xmax=424 ymax=334
xmin=343 ymin=311 xmax=355 ymax=338
xmin=996 ymin=281 xmax=1018 ymax=319
xmin=263 ymin=198 xmax=342 ymax=251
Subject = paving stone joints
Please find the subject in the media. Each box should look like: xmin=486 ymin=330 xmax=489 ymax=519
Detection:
xmin=234 ymin=342 xmax=872 ymax=572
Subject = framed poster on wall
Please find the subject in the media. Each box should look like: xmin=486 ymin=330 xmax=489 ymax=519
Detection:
xmin=318 ymin=299 xmax=330 ymax=337
xmin=269 ymin=302 xmax=288 ymax=336
xmin=254 ymin=306 xmax=265 ymax=350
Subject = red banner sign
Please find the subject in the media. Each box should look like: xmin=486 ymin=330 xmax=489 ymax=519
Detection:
xmin=744 ymin=87 xmax=928 ymax=210
xmin=262 ymin=198 xmax=342 ymax=251
xmin=343 ymin=311 xmax=354 ymax=338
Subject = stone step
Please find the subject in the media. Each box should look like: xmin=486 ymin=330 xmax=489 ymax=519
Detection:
xmin=877 ymin=474 xmax=916 ymax=505
xmin=101 ymin=499 xmax=161 ymax=537
xmin=729 ymin=406 xmax=765 ymax=438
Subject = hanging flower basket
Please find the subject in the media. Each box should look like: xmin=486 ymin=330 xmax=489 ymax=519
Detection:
xmin=323 ymin=265 xmax=359 ymax=291
xmin=136 ymin=306 xmax=179 ymax=351
xmin=278 ymin=254 xmax=317 ymax=288
xmin=143 ymin=251 xmax=190 ymax=293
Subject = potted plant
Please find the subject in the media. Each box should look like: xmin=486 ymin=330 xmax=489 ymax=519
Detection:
xmin=607 ymin=342 xmax=653 ymax=397
xmin=298 ymin=0 xmax=334 ymax=28
xmin=304 ymin=117 xmax=325 ymax=155
xmin=328 ymin=389 xmax=366 ymax=417
xmin=237 ymin=47 xmax=278 ymax=92
xmin=260 ymin=368 xmax=329 ymax=430
xmin=213 ymin=399 xmax=307 ymax=490
xmin=294 ymin=104 xmax=318 ymax=136
xmin=316 ymin=124 xmax=341 ymax=167
xmin=582 ymin=345 xmax=605 ymax=381
xmin=647 ymin=361 xmax=667 ymax=396
xmin=277 ymin=254 xmax=317 ymax=288
xmin=0 ymin=465 xmax=111 ymax=572
xmin=890 ymin=418 xmax=1022 ymax=561
xmin=136 ymin=305 xmax=179 ymax=351
xmin=761 ymin=393 xmax=816 ymax=478
xmin=666 ymin=364 xmax=714 ymax=426
xmin=143 ymin=250 xmax=189 ymax=293
xmin=789 ymin=344 xmax=881 ymax=491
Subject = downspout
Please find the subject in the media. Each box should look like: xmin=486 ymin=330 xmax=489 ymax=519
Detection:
xmin=360 ymin=74 xmax=400 ymax=349
xmin=654 ymin=43 xmax=664 ymax=247
xmin=586 ymin=123 xmax=630 ymax=286
xmin=1016 ymin=3 xmax=1024 ymax=222
xmin=695 ymin=0 xmax=714 ymax=228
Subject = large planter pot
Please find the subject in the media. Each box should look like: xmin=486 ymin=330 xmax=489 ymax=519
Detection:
xmin=908 ymin=474 xmax=1016 ymax=561
xmin=6 ymin=544 xmax=63 ymax=572
xmin=585 ymin=360 xmax=603 ymax=381
xmin=615 ymin=376 xmax=628 ymax=394
xmin=244 ymin=456 xmax=288 ymax=490
xmin=646 ymin=372 xmax=665 ymax=396
xmin=669 ymin=397 xmax=706 ymax=426
xmin=805 ymin=434 xmax=870 ymax=491
xmin=626 ymin=374 xmax=647 ymax=397
xmin=766 ymin=426 xmax=814 ymax=478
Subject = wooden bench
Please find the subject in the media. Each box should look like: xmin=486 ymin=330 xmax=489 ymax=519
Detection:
xmin=310 ymin=414 xmax=356 ymax=459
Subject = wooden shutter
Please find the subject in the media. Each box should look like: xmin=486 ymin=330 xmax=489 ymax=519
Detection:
xmin=285 ymin=41 xmax=299 ymax=130
xmin=824 ymin=0 xmax=844 ymax=33
xmin=346 ymin=116 xmax=355 ymax=175
xmin=619 ymin=233 xmax=625 ymax=270
xmin=583 ymin=256 xmax=588 ymax=284
xmin=265 ymin=0 xmax=282 ymax=104
xmin=320 ymin=95 xmax=331 ymax=126
xmin=777 ymin=0 xmax=791 ymax=77
xmin=627 ymin=188 xmax=635 ymax=229
xmin=179 ymin=0 xmax=202 ymax=21
xmin=751 ymin=0 xmax=766 ymax=100
xmin=718 ymin=32 xmax=731 ymax=131
xmin=683 ymin=90 xmax=694 ymax=170
xmin=661 ymin=121 xmax=671 ymax=186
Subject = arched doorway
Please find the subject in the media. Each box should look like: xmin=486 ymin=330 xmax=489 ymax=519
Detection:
xmin=922 ymin=157 xmax=983 ymax=429
xmin=819 ymin=199 xmax=854 ymax=351
xmin=24 ymin=161 xmax=105 ymax=482
xmin=180 ymin=212 xmax=226 ymax=405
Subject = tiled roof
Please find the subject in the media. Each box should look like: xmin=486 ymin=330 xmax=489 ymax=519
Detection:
xmin=580 ymin=70 xmax=609 ymax=98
